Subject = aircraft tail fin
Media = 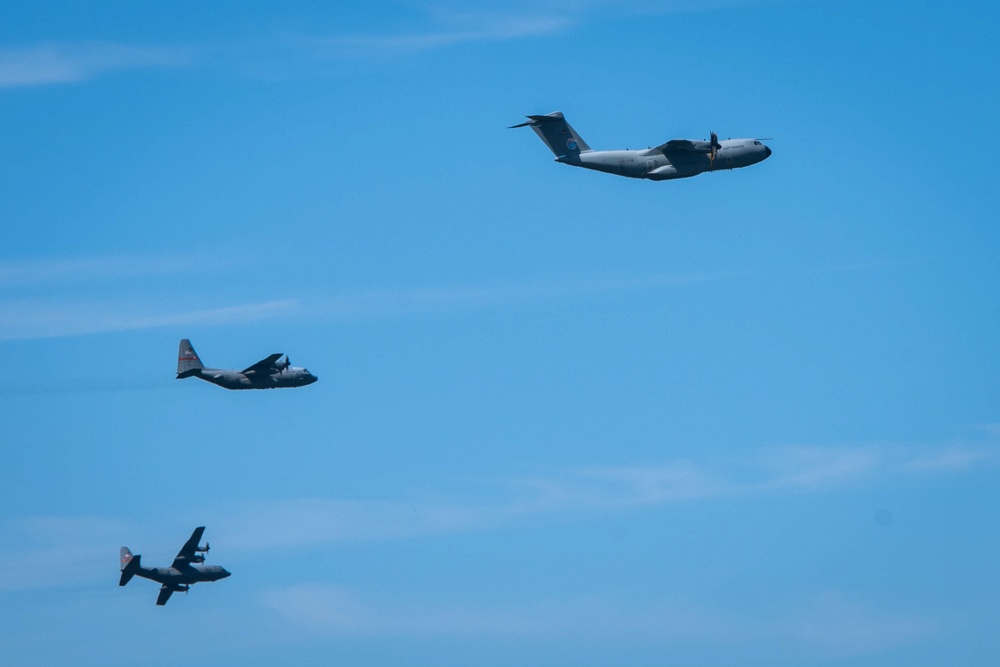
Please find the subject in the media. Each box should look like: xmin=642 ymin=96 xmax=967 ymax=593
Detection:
xmin=510 ymin=111 xmax=591 ymax=157
xmin=119 ymin=547 xmax=140 ymax=586
xmin=177 ymin=339 xmax=204 ymax=377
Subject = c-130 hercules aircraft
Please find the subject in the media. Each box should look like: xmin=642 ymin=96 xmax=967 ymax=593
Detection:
xmin=119 ymin=526 xmax=230 ymax=606
xmin=176 ymin=338 xmax=318 ymax=390
xmin=511 ymin=111 xmax=771 ymax=181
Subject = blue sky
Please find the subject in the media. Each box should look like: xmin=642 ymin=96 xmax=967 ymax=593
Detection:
xmin=2 ymin=1 xmax=999 ymax=665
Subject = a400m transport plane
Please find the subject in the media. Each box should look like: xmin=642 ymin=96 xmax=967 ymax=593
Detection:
xmin=510 ymin=111 xmax=771 ymax=181
xmin=177 ymin=338 xmax=318 ymax=390
xmin=120 ymin=527 xmax=230 ymax=606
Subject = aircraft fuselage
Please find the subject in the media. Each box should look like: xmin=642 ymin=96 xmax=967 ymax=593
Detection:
xmin=138 ymin=564 xmax=230 ymax=586
xmin=559 ymin=139 xmax=772 ymax=181
xmin=188 ymin=367 xmax=318 ymax=390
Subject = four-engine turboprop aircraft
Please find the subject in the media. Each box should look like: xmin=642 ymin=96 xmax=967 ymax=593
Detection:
xmin=119 ymin=527 xmax=230 ymax=606
xmin=176 ymin=338 xmax=318 ymax=390
xmin=510 ymin=111 xmax=771 ymax=181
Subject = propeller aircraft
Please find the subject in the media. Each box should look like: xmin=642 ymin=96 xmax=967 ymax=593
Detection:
xmin=176 ymin=338 xmax=318 ymax=390
xmin=119 ymin=527 xmax=230 ymax=606
xmin=511 ymin=111 xmax=771 ymax=181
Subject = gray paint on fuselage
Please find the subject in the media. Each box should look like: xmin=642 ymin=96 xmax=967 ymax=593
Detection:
xmin=188 ymin=366 xmax=317 ymax=390
xmin=513 ymin=111 xmax=771 ymax=181
xmin=565 ymin=140 xmax=770 ymax=180
xmin=144 ymin=565 xmax=230 ymax=585
xmin=176 ymin=339 xmax=318 ymax=390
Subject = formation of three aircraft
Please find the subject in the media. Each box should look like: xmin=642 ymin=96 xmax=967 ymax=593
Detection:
xmin=121 ymin=113 xmax=771 ymax=605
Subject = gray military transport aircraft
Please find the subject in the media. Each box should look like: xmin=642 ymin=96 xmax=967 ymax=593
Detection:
xmin=511 ymin=111 xmax=771 ymax=181
xmin=119 ymin=526 xmax=230 ymax=606
xmin=177 ymin=338 xmax=317 ymax=390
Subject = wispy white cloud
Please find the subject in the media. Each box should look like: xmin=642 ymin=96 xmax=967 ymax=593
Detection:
xmin=0 ymin=516 xmax=134 ymax=592
xmin=0 ymin=1 xmax=796 ymax=87
xmin=0 ymin=42 xmax=191 ymax=88
xmin=748 ymin=444 xmax=884 ymax=491
xmin=2 ymin=254 xmax=911 ymax=341
xmin=901 ymin=445 xmax=999 ymax=473
xmin=218 ymin=440 xmax=999 ymax=552
xmin=220 ymin=498 xmax=500 ymax=551
xmin=287 ymin=0 xmax=789 ymax=57
xmin=786 ymin=591 xmax=939 ymax=658
xmin=260 ymin=584 xmax=738 ymax=640
xmin=0 ymin=297 xmax=300 ymax=341
xmin=307 ymin=13 xmax=574 ymax=53
xmin=3 ymin=439 xmax=998 ymax=593
xmin=0 ymin=263 xmax=735 ymax=341
xmin=312 ymin=271 xmax=738 ymax=319
xmin=0 ymin=255 xmax=224 ymax=288
xmin=0 ymin=253 xmax=299 ymax=340
xmin=261 ymin=585 xmax=546 ymax=638
xmin=259 ymin=583 xmax=937 ymax=656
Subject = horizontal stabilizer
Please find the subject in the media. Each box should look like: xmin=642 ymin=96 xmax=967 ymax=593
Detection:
xmin=508 ymin=112 xmax=567 ymax=128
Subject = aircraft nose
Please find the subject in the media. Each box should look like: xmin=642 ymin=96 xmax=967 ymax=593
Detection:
xmin=221 ymin=569 xmax=232 ymax=579
xmin=764 ymin=145 xmax=772 ymax=159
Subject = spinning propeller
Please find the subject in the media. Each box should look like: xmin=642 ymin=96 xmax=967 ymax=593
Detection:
xmin=708 ymin=131 xmax=721 ymax=167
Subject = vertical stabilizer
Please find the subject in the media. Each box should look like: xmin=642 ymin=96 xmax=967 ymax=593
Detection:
xmin=510 ymin=111 xmax=591 ymax=157
xmin=177 ymin=339 xmax=204 ymax=377
xmin=119 ymin=547 xmax=140 ymax=586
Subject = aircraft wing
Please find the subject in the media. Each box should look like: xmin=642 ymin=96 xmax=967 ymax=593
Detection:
xmin=170 ymin=526 xmax=206 ymax=569
xmin=655 ymin=139 xmax=712 ymax=153
xmin=241 ymin=353 xmax=283 ymax=375
xmin=156 ymin=585 xmax=174 ymax=606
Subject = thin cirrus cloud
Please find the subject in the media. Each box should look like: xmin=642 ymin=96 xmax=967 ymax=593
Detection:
xmin=0 ymin=257 xmax=913 ymax=341
xmin=0 ymin=255 xmax=223 ymax=288
xmin=217 ymin=440 xmax=1000 ymax=552
xmin=2 ymin=439 xmax=997 ymax=592
xmin=0 ymin=42 xmax=191 ymax=88
xmin=0 ymin=11 xmax=574 ymax=87
xmin=258 ymin=583 xmax=935 ymax=657
xmin=0 ymin=1 xmax=794 ymax=88
xmin=0 ymin=266 xmax=736 ymax=341
xmin=0 ymin=515 xmax=134 ymax=592
xmin=311 ymin=270 xmax=739 ymax=319
xmin=0 ymin=254 xmax=301 ymax=341
xmin=304 ymin=13 xmax=574 ymax=54
xmin=0 ymin=297 xmax=300 ymax=342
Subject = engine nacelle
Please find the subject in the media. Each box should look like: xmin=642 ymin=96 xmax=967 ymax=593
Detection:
xmin=195 ymin=543 xmax=210 ymax=554
xmin=189 ymin=554 xmax=205 ymax=564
